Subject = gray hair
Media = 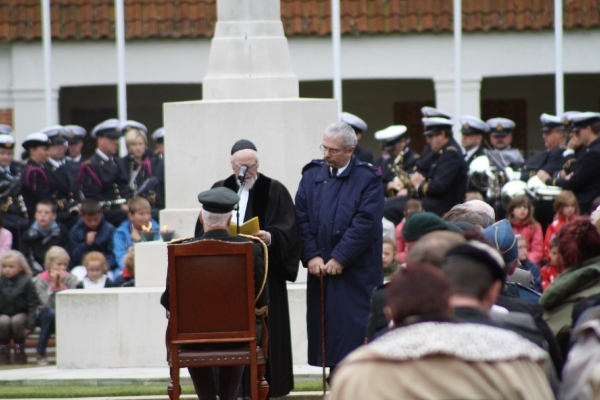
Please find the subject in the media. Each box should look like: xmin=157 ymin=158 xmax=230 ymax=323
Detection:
xmin=230 ymin=149 xmax=260 ymax=165
xmin=443 ymin=205 xmax=494 ymax=229
xmin=463 ymin=200 xmax=495 ymax=222
xmin=324 ymin=122 xmax=357 ymax=148
xmin=201 ymin=208 xmax=231 ymax=227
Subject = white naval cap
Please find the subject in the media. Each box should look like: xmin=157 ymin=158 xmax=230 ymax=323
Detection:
xmin=121 ymin=120 xmax=147 ymax=134
xmin=0 ymin=134 xmax=15 ymax=150
xmin=540 ymin=113 xmax=564 ymax=132
xmin=421 ymin=106 xmax=452 ymax=120
xmin=152 ymin=127 xmax=165 ymax=142
xmin=63 ymin=125 xmax=87 ymax=142
xmin=571 ymin=112 xmax=600 ymax=128
xmin=340 ymin=112 xmax=367 ymax=133
xmin=0 ymin=124 xmax=11 ymax=135
xmin=460 ymin=115 xmax=490 ymax=135
xmin=562 ymin=111 xmax=581 ymax=132
xmin=375 ymin=125 xmax=408 ymax=151
xmin=423 ymin=117 xmax=453 ymax=136
xmin=22 ymin=132 xmax=51 ymax=150
xmin=42 ymin=125 xmax=68 ymax=144
xmin=486 ymin=118 xmax=516 ymax=136
xmin=91 ymin=118 xmax=121 ymax=139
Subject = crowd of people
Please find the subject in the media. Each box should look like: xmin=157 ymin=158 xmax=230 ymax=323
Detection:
xmin=2 ymin=105 xmax=600 ymax=400
xmin=0 ymin=120 xmax=163 ymax=365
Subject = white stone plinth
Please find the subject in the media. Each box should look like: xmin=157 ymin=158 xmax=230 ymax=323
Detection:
xmin=134 ymin=242 xmax=168 ymax=288
xmin=287 ymin=283 xmax=307 ymax=365
xmin=56 ymin=288 xmax=167 ymax=368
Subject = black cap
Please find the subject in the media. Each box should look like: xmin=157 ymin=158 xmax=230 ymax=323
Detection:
xmin=231 ymin=139 xmax=257 ymax=155
xmin=445 ymin=241 xmax=507 ymax=283
xmin=197 ymin=187 xmax=240 ymax=213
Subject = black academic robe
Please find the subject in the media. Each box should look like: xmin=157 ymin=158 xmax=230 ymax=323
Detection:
xmin=194 ymin=173 xmax=302 ymax=398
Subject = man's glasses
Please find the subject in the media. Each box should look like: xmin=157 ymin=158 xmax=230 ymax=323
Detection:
xmin=320 ymin=144 xmax=346 ymax=155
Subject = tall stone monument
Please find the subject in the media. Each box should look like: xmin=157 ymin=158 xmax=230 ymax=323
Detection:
xmin=160 ymin=0 xmax=337 ymax=236
xmin=56 ymin=0 xmax=336 ymax=368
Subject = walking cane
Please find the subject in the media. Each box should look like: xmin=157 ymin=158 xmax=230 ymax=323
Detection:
xmin=320 ymin=274 xmax=326 ymax=398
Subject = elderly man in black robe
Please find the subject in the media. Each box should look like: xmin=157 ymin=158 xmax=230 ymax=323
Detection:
xmin=194 ymin=139 xmax=302 ymax=398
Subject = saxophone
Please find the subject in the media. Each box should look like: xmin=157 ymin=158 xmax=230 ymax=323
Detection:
xmin=388 ymin=150 xmax=414 ymax=197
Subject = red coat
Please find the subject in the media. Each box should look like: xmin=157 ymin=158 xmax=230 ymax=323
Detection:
xmin=543 ymin=214 xmax=576 ymax=261
xmin=395 ymin=221 xmax=407 ymax=264
xmin=541 ymin=263 xmax=560 ymax=292
xmin=511 ymin=220 xmax=543 ymax=265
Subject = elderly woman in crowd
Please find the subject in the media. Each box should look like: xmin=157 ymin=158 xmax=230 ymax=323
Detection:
xmin=541 ymin=215 xmax=600 ymax=356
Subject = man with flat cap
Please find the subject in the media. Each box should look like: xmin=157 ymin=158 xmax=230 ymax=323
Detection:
xmin=540 ymin=112 xmax=600 ymax=214
xmin=161 ymin=187 xmax=268 ymax=400
xmin=79 ymin=119 xmax=131 ymax=226
xmin=486 ymin=117 xmax=524 ymax=169
xmin=194 ymin=139 xmax=301 ymax=399
xmin=0 ymin=134 xmax=28 ymax=248
xmin=43 ymin=126 xmax=80 ymax=228
xmin=341 ymin=112 xmax=373 ymax=164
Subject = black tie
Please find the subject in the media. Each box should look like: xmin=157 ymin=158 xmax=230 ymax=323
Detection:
xmin=332 ymin=168 xmax=338 ymax=177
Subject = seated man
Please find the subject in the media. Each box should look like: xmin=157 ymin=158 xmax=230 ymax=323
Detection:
xmin=160 ymin=187 xmax=268 ymax=400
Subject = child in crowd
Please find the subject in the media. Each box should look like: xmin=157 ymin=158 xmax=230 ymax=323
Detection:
xmin=113 ymin=197 xmax=159 ymax=278
xmin=115 ymin=247 xmax=135 ymax=287
xmin=516 ymin=234 xmax=542 ymax=293
xmin=76 ymin=252 xmax=114 ymax=289
xmin=541 ymin=238 xmax=563 ymax=292
xmin=382 ymin=238 xmax=399 ymax=279
xmin=544 ymin=190 xmax=579 ymax=261
xmin=394 ymin=199 xmax=423 ymax=264
xmin=21 ymin=200 xmax=69 ymax=275
xmin=0 ymin=251 xmax=38 ymax=364
xmin=32 ymin=246 xmax=78 ymax=365
xmin=507 ymin=196 xmax=543 ymax=265
xmin=0 ymin=214 xmax=13 ymax=257
xmin=69 ymin=199 xmax=116 ymax=271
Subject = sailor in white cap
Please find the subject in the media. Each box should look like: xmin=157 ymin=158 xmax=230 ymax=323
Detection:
xmin=553 ymin=111 xmax=585 ymax=180
xmin=151 ymin=127 xmax=165 ymax=158
xmin=383 ymin=118 xmax=468 ymax=223
xmin=0 ymin=124 xmax=12 ymax=135
xmin=64 ymin=125 xmax=87 ymax=163
xmin=486 ymin=117 xmax=524 ymax=169
xmin=460 ymin=116 xmax=489 ymax=164
xmin=541 ymin=112 xmax=600 ymax=214
xmin=43 ymin=125 xmax=68 ymax=166
xmin=80 ymin=118 xmax=130 ymax=226
xmin=373 ymin=125 xmax=416 ymax=197
xmin=20 ymin=133 xmax=52 ymax=217
xmin=341 ymin=112 xmax=373 ymax=163
xmin=0 ymin=134 xmax=28 ymax=245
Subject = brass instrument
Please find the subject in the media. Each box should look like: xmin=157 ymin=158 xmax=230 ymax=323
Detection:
xmin=388 ymin=150 xmax=413 ymax=197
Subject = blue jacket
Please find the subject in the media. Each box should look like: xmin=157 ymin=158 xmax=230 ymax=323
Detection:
xmin=69 ymin=217 xmax=116 ymax=269
xmin=113 ymin=218 xmax=159 ymax=276
xmin=295 ymin=156 xmax=384 ymax=366
xmin=520 ymin=259 xmax=542 ymax=294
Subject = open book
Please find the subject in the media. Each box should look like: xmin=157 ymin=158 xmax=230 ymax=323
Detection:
xmin=229 ymin=216 xmax=260 ymax=236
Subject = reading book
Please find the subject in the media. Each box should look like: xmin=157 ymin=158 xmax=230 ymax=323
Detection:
xmin=229 ymin=216 xmax=260 ymax=236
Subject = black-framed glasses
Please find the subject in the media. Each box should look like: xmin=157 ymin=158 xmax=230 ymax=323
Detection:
xmin=320 ymin=144 xmax=346 ymax=155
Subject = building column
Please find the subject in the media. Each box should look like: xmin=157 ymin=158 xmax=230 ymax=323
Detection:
xmin=434 ymin=76 xmax=482 ymax=144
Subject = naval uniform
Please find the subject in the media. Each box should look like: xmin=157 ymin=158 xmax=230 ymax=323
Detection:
xmin=79 ymin=150 xmax=131 ymax=226
xmin=45 ymin=159 xmax=80 ymax=229
xmin=0 ymin=163 xmax=28 ymax=248
xmin=545 ymin=137 xmax=600 ymax=214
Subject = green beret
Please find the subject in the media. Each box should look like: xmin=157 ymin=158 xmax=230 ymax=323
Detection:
xmin=402 ymin=212 xmax=462 ymax=242
xmin=197 ymin=187 xmax=239 ymax=213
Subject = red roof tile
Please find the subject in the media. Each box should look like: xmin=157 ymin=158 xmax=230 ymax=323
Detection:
xmin=1 ymin=0 xmax=599 ymax=42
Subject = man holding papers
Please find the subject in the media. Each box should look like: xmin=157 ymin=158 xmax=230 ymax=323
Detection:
xmin=194 ymin=139 xmax=302 ymax=399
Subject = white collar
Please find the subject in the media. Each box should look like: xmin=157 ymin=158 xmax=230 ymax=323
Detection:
xmin=464 ymin=146 xmax=479 ymax=161
xmin=95 ymin=149 xmax=110 ymax=161
xmin=48 ymin=158 xmax=61 ymax=168
xmin=330 ymin=159 xmax=351 ymax=176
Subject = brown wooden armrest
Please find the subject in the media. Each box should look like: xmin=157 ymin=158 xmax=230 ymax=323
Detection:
xmin=256 ymin=307 xmax=269 ymax=360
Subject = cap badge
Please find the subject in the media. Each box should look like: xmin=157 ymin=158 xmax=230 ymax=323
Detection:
xmin=58 ymin=132 xmax=62 ymax=137
xmin=6 ymin=143 xmax=12 ymax=149
xmin=564 ymin=117 xmax=570 ymax=125
xmin=463 ymin=123 xmax=470 ymax=130
xmin=496 ymin=123 xmax=503 ymax=131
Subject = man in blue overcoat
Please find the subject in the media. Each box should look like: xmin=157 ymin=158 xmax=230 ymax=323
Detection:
xmin=295 ymin=121 xmax=384 ymax=374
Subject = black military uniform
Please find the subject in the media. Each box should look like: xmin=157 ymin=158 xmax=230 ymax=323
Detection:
xmin=373 ymin=125 xmax=415 ymax=197
xmin=64 ymin=125 xmax=87 ymax=197
xmin=0 ymin=136 xmax=28 ymax=248
xmin=79 ymin=119 xmax=130 ymax=226
xmin=20 ymin=134 xmax=58 ymax=219
xmin=460 ymin=115 xmax=491 ymax=196
xmin=545 ymin=113 xmax=600 ymax=214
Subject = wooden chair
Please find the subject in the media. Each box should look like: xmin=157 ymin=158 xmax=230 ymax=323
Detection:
xmin=166 ymin=239 xmax=269 ymax=400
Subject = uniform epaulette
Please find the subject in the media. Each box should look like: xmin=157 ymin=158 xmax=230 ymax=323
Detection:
xmin=301 ymin=159 xmax=324 ymax=173
xmin=83 ymin=160 xmax=91 ymax=165
xmin=446 ymin=146 xmax=458 ymax=152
